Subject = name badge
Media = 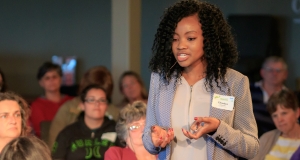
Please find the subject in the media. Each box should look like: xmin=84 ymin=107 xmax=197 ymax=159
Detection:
xmin=212 ymin=93 xmax=235 ymax=111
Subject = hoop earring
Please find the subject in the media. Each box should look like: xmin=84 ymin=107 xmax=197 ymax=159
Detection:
xmin=165 ymin=61 xmax=177 ymax=81
xmin=170 ymin=61 xmax=177 ymax=70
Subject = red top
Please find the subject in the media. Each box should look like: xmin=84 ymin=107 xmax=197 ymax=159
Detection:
xmin=105 ymin=147 xmax=137 ymax=160
xmin=29 ymin=95 xmax=73 ymax=137
xmin=105 ymin=146 xmax=158 ymax=160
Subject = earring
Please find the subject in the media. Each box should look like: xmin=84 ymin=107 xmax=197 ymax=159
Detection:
xmin=170 ymin=61 xmax=177 ymax=70
xmin=165 ymin=61 xmax=177 ymax=81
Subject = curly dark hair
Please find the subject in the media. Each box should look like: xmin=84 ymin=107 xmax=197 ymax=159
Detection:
xmin=149 ymin=0 xmax=238 ymax=91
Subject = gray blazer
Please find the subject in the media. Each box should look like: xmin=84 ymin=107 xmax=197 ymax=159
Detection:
xmin=142 ymin=68 xmax=259 ymax=160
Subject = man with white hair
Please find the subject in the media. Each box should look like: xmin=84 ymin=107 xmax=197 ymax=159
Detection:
xmin=250 ymin=56 xmax=288 ymax=137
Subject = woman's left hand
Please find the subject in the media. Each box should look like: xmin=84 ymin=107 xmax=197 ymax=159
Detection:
xmin=182 ymin=117 xmax=220 ymax=139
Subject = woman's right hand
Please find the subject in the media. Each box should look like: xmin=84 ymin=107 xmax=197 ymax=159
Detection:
xmin=151 ymin=125 xmax=174 ymax=148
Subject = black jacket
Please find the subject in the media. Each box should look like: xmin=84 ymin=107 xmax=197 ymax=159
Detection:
xmin=52 ymin=116 xmax=118 ymax=160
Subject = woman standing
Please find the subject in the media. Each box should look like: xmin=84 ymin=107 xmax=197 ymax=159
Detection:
xmin=142 ymin=1 xmax=259 ymax=159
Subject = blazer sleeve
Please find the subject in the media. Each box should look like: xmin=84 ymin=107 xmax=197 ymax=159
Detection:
xmin=142 ymin=72 xmax=161 ymax=155
xmin=210 ymin=76 xmax=259 ymax=159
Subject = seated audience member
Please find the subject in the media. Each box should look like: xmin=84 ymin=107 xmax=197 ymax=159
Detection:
xmin=0 ymin=69 xmax=7 ymax=93
xmin=52 ymin=84 xmax=118 ymax=160
xmin=105 ymin=101 xmax=156 ymax=160
xmin=251 ymin=56 xmax=288 ymax=137
xmin=291 ymin=146 xmax=300 ymax=160
xmin=30 ymin=62 xmax=73 ymax=138
xmin=251 ymin=90 xmax=300 ymax=160
xmin=0 ymin=92 xmax=30 ymax=152
xmin=0 ymin=136 xmax=51 ymax=160
xmin=49 ymin=66 xmax=119 ymax=148
xmin=117 ymin=71 xmax=148 ymax=108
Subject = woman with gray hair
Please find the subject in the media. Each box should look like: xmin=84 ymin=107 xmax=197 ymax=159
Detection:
xmin=105 ymin=101 xmax=157 ymax=160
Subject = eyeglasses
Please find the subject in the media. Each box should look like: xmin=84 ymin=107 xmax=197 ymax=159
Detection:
xmin=264 ymin=67 xmax=285 ymax=73
xmin=84 ymin=98 xmax=107 ymax=105
xmin=128 ymin=123 xmax=145 ymax=132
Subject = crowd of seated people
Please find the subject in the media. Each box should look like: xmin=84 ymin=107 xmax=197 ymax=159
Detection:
xmin=250 ymin=56 xmax=289 ymax=137
xmin=249 ymin=56 xmax=300 ymax=159
xmin=48 ymin=65 xmax=120 ymax=148
xmin=251 ymin=90 xmax=300 ymax=159
xmin=0 ymin=65 xmax=148 ymax=160
xmin=1 ymin=55 xmax=300 ymax=159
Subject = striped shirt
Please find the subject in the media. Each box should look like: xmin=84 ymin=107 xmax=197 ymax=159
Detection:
xmin=265 ymin=136 xmax=300 ymax=160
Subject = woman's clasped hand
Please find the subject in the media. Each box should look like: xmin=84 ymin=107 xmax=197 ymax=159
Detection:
xmin=151 ymin=116 xmax=221 ymax=146
xmin=183 ymin=117 xmax=220 ymax=139
xmin=151 ymin=126 xmax=174 ymax=148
